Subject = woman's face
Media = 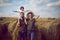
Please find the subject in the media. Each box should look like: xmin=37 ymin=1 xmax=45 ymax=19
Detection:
xmin=28 ymin=14 xmax=32 ymax=19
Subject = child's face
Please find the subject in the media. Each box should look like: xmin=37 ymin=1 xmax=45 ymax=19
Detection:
xmin=20 ymin=13 xmax=24 ymax=18
xmin=20 ymin=8 xmax=24 ymax=11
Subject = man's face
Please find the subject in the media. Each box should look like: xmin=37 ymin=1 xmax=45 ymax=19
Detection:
xmin=20 ymin=13 xmax=24 ymax=17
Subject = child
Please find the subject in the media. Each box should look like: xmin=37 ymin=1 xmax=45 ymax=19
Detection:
xmin=26 ymin=12 xmax=36 ymax=40
xmin=14 ymin=12 xmax=27 ymax=40
xmin=13 ymin=6 xmax=24 ymax=12
xmin=20 ymin=6 xmax=24 ymax=12
xmin=13 ymin=6 xmax=30 ymax=18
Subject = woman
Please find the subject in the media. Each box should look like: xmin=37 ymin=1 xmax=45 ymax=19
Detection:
xmin=26 ymin=12 xmax=36 ymax=40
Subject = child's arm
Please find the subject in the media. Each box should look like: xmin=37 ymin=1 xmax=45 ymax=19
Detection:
xmin=13 ymin=11 xmax=20 ymax=13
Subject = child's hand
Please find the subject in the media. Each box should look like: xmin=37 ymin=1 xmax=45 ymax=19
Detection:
xmin=13 ymin=11 xmax=18 ymax=12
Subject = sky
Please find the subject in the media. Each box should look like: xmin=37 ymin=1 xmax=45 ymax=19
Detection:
xmin=0 ymin=0 xmax=60 ymax=18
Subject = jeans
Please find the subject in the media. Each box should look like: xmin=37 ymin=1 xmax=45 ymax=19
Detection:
xmin=27 ymin=31 xmax=34 ymax=40
xmin=18 ymin=31 xmax=27 ymax=40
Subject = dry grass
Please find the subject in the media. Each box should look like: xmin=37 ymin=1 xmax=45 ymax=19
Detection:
xmin=0 ymin=17 xmax=60 ymax=40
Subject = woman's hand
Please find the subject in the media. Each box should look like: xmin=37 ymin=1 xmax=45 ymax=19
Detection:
xmin=34 ymin=15 xmax=40 ymax=19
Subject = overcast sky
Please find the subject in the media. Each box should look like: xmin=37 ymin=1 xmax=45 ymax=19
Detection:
xmin=0 ymin=0 xmax=60 ymax=18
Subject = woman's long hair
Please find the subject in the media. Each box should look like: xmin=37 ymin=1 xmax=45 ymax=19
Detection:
xmin=27 ymin=12 xmax=34 ymax=20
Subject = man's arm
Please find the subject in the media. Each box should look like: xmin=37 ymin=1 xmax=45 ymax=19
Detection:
xmin=16 ymin=18 xmax=20 ymax=28
xmin=14 ymin=18 xmax=20 ymax=32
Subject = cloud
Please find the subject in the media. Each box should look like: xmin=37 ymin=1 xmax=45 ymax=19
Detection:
xmin=0 ymin=3 xmax=12 ymax=6
xmin=24 ymin=0 xmax=60 ymax=18
xmin=0 ymin=0 xmax=60 ymax=18
xmin=16 ymin=0 xmax=60 ymax=18
xmin=23 ymin=0 xmax=50 ymax=13
xmin=0 ymin=0 xmax=12 ymax=6
xmin=0 ymin=0 xmax=3 ymax=4
xmin=47 ymin=0 xmax=60 ymax=7
xmin=0 ymin=11 xmax=19 ymax=17
xmin=0 ymin=0 xmax=22 ymax=6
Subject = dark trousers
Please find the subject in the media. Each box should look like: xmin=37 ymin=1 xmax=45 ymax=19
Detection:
xmin=18 ymin=31 xmax=27 ymax=40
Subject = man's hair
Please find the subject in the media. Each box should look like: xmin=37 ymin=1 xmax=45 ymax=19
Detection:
xmin=20 ymin=12 xmax=24 ymax=19
xmin=20 ymin=6 xmax=24 ymax=9
xmin=20 ymin=12 xmax=24 ymax=15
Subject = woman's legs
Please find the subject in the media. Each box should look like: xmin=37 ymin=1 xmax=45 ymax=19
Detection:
xmin=27 ymin=31 xmax=34 ymax=40
xmin=31 ymin=32 xmax=34 ymax=40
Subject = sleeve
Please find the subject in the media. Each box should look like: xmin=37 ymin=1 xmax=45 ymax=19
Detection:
xmin=13 ymin=11 xmax=20 ymax=13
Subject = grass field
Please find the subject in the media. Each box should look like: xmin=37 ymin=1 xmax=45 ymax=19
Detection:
xmin=0 ymin=17 xmax=60 ymax=40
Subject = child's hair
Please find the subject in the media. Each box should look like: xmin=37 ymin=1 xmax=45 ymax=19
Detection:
xmin=27 ymin=12 xmax=34 ymax=19
xmin=20 ymin=6 xmax=24 ymax=9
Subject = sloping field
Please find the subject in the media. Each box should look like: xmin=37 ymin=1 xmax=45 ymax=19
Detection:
xmin=0 ymin=17 xmax=60 ymax=40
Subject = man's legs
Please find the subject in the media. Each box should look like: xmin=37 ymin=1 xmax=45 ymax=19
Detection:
xmin=23 ymin=32 xmax=27 ymax=40
xmin=18 ymin=31 xmax=22 ymax=40
xmin=27 ymin=31 xmax=31 ymax=40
